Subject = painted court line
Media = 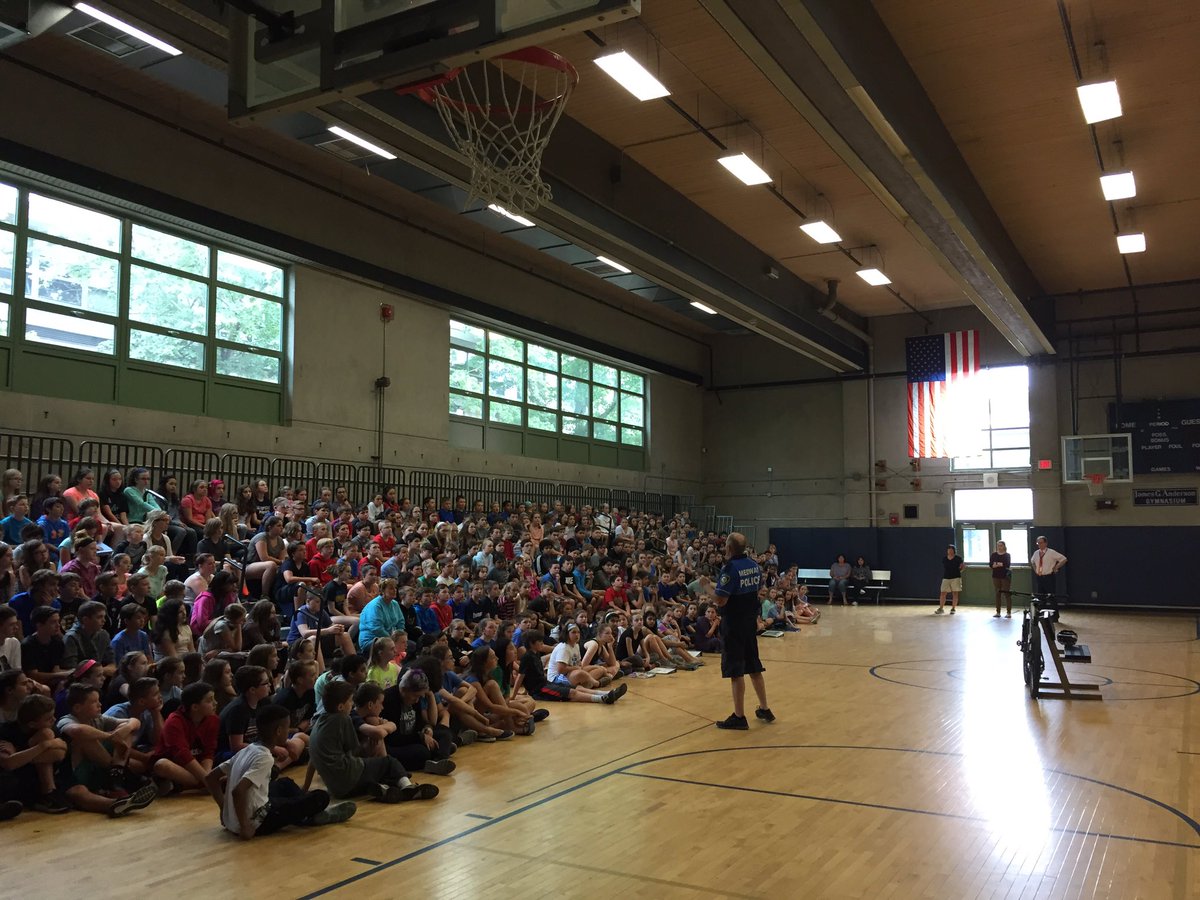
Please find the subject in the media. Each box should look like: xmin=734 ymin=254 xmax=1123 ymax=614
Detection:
xmin=350 ymin=858 xmax=381 ymax=866
xmin=463 ymin=813 xmax=492 ymax=820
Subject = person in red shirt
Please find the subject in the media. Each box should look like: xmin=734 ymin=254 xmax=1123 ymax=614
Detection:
xmin=179 ymin=480 xmax=213 ymax=542
xmin=305 ymin=522 xmax=330 ymax=561
xmin=153 ymin=681 xmax=218 ymax=792
xmin=601 ymin=576 xmax=632 ymax=616
xmin=372 ymin=522 xmax=396 ymax=556
xmin=308 ymin=538 xmax=336 ymax=586
xmin=60 ymin=535 xmax=101 ymax=598
xmin=434 ymin=588 xmax=455 ymax=630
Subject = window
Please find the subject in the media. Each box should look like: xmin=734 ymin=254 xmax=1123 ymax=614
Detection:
xmin=953 ymin=488 xmax=1034 ymax=521
xmin=0 ymin=179 xmax=288 ymax=388
xmin=448 ymin=319 xmax=648 ymax=451
xmin=951 ymin=365 xmax=1031 ymax=470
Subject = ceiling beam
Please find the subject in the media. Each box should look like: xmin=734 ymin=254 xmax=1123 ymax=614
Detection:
xmin=701 ymin=0 xmax=1055 ymax=357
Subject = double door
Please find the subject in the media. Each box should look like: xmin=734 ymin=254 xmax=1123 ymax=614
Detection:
xmin=955 ymin=522 xmax=1032 ymax=605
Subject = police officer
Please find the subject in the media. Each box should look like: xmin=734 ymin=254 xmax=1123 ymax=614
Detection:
xmin=713 ymin=532 xmax=773 ymax=729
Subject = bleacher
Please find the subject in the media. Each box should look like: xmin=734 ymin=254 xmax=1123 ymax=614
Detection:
xmin=795 ymin=568 xmax=892 ymax=604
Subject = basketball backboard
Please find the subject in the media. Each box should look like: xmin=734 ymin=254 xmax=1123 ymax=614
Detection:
xmin=1061 ymin=433 xmax=1132 ymax=483
xmin=228 ymin=0 xmax=641 ymax=120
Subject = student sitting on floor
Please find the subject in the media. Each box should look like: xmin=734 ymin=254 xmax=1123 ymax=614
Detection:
xmin=288 ymin=587 xmax=355 ymax=660
xmin=514 ymin=631 xmax=625 ymax=705
xmin=274 ymin=660 xmax=317 ymax=735
xmin=152 ymin=681 xmax=218 ymax=793
xmin=104 ymin=676 xmax=167 ymax=783
xmin=218 ymin=665 xmax=307 ymax=767
xmin=314 ymin=654 xmax=367 ymax=719
xmin=0 ymin=693 xmax=71 ymax=814
xmin=306 ymin=679 xmax=438 ymax=804
xmin=111 ymin=603 xmax=152 ymax=661
xmin=204 ymin=703 xmax=355 ymax=840
xmin=365 ymin=636 xmax=401 ymax=689
xmin=422 ymin=644 xmax=512 ymax=742
xmin=379 ymin=668 xmax=457 ymax=776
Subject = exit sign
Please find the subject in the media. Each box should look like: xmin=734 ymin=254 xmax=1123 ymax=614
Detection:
xmin=1038 ymin=459 xmax=1053 ymax=470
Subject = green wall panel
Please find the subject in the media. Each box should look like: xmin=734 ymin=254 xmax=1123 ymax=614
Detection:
xmin=448 ymin=421 xmax=484 ymax=450
xmin=486 ymin=426 xmax=523 ymax=457
xmin=0 ymin=346 xmax=9 ymax=388
xmin=13 ymin=350 xmax=115 ymax=403
xmin=525 ymin=432 xmax=557 ymax=460
xmin=560 ymin=438 xmax=589 ymax=465
xmin=209 ymin=381 xmax=282 ymax=425
xmin=122 ymin=367 xmax=205 ymax=414
xmin=590 ymin=443 xmax=618 ymax=468
xmin=619 ymin=448 xmax=645 ymax=470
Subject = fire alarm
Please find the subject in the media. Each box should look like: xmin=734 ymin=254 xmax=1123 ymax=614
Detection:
xmin=379 ymin=303 xmax=394 ymax=322
xmin=888 ymin=513 xmax=899 ymax=525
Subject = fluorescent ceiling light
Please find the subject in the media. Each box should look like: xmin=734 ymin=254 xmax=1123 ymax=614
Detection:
xmin=1076 ymin=80 xmax=1122 ymax=124
xmin=594 ymin=51 xmax=670 ymax=101
xmin=1099 ymin=171 xmax=1136 ymax=201
xmin=799 ymin=220 xmax=842 ymax=244
xmin=717 ymin=153 xmax=772 ymax=186
xmin=856 ymin=267 xmax=892 ymax=286
xmin=690 ymin=301 xmax=718 ymax=315
xmin=327 ymin=125 xmax=397 ymax=160
xmin=75 ymin=2 xmax=182 ymax=56
xmin=596 ymin=256 xmax=631 ymax=274
xmin=1116 ymin=232 xmax=1145 ymax=254
xmin=487 ymin=204 xmax=534 ymax=227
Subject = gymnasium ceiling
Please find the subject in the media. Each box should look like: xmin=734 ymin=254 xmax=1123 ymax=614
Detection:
xmin=3 ymin=0 xmax=1196 ymax=373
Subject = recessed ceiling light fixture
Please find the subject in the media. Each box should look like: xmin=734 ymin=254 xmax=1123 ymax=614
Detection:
xmin=1076 ymin=80 xmax=1122 ymax=124
xmin=690 ymin=301 xmax=718 ymax=315
xmin=75 ymin=2 xmax=182 ymax=55
xmin=596 ymin=255 xmax=631 ymax=274
xmin=717 ymin=153 xmax=772 ymax=186
xmin=327 ymin=126 xmax=396 ymax=160
xmin=855 ymin=267 xmax=892 ymax=286
xmin=799 ymin=220 xmax=842 ymax=244
xmin=487 ymin=204 xmax=534 ymax=227
xmin=1116 ymin=232 xmax=1145 ymax=254
xmin=1099 ymin=171 xmax=1136 ymax=201
xmin=593 ymin=51 xmax=670 ymax=101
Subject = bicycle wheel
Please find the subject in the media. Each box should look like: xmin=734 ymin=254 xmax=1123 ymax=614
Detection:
xmin=1020 ymin=612 xmax=1033 ymax=686
xmin=1028 ymin=620 xmax=1044 ymax=700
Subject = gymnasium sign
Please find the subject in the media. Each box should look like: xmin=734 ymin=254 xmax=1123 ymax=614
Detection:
xmin=1131 ymin=487 xmax=1198 ymax=507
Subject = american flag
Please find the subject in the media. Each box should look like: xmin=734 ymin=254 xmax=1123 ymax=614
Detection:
xmin=906 ymin=331 xmax=980 ymax=458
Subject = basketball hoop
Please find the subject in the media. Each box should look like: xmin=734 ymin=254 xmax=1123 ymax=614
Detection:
xmin=1085 ymin=473 xmax=1107 ymax=497
xmin=399 ymin=46 xmax=577 ymax=215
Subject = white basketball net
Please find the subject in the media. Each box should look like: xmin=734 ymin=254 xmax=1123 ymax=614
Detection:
xmin=423 ymin=52 xmax=576 ymax=215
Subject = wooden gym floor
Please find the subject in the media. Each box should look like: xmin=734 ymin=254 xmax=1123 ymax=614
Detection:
xmin=9 ymin=604 xmax=1200 ymax=899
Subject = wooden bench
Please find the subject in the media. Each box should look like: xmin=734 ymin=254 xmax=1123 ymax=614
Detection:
xmin=794 ymin=568 xmax=891 ymax=604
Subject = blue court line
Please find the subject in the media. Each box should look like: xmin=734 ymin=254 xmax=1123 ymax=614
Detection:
xmin=464 ymin=813 xmax=492 ymax=820
xmin=350 ymin=858 xmax=380 ymax=866
xmin=298 ymin=743 xmax=1200 ymax=898
xmin=617 ymin=770 xmax=1200 ymax=851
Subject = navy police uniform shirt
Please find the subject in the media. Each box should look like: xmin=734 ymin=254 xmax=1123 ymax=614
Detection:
xmin=715 ymin=554 xmax=761 ymax=619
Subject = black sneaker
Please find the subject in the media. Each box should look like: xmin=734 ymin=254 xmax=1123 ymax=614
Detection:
xmin=109 ymin=783 xmax=157 ymax=817
xmin=755 ymin=707 xmax=776 ymax=722
xmin=398 ymin=783 xmax=440 ymax=801
xmin=612 ymin=682 xmax=628 ymax=700
xmin=532 ymin=709 xmax=550 ymax=722
xmin=310 ymin=800 xmax=357 ymax=825
xmin=716 ymin=714 xmax=749 ymax=730
xmin=0 ymin=799 xmax=22 ymax=821
xmin=32 ymin=791 xmax=70 ymax=815
xmin=423 ymin=759 xmax=456 ymax=776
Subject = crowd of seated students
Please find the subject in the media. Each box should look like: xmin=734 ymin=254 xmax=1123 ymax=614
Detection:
xmin=0 ymin=461 xmax=809 ymax=833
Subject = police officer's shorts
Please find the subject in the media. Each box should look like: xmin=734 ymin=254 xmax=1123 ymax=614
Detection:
xmin=720 ymin=613 xmax=765 ymax=678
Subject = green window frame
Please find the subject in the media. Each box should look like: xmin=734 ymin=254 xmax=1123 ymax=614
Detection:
xmin=448 ymin=319 xmax=648 ymax=454
xmin=0 ymin=176 xmax=289 ymax=422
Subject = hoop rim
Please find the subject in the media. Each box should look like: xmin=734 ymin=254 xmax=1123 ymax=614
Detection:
xmin=397 ymin=46 xmax=578 ymax=115
xmin=1084 ymin=473 xmax=1108 ymax=483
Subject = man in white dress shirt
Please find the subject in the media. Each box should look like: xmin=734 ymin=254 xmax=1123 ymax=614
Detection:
xmin=1032 ymin=536 xmax=1067 ymax=599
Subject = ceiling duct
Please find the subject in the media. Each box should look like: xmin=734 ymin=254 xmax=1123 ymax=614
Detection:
xmin=0 ymin=0 xmax=70 ymax=50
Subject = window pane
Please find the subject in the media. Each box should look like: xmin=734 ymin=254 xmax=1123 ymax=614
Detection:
xmin=594 ymin=422 xmax=617 ymax=442
xmin=1000 ymin=528 xmax=1030 ymax=566
xmin=961 ymin=527 xmax=990 ymax=564
xmin=489 ymin=332 xmax=523 ymax=363
xmin=129 ymin=265 xmax=208 ymax=334
xmin=217 ymin=250 xmax=284 ymax=297
xmin=25 ymin=239 xmax=119 ymax=316
xmin=561 ymin=354 xmax=589 ymax=379
xmin=216 ymin=288 xmax=282 ymax=350
xmin=621 ymin=427 xmax=644 ymax=447
xmin=0 ymin=300 xmax=8 ymax=337
xmin=561 ymin=378 xmax=589 ymax=415
xmin=489 ymin=401 xmax=522 ymax=425
xmin=488 ymin=359 xmax=523 ymax=400
xmin=953 ymin=488 xmax=1033 ymax=522
xmin=620 ymin=371 xmax=644 ymax=394
xmin=527 ymin=368 xmax=558 ymax=410
xmin=991 ymin=428 xmax=1029 ymax=450
xmin=0 ymin=230 xmax=12 ymax=294
xmin=450 ymin=392 xmax=483 ymax=419
xmin=129 ymin=328 xmax=204 ymax=370
xmin=952 ymin=453 xmax=990 ymax=471
xmin=991 ymin=448 xmax=1030 ymax=468
xmin=0 ymin=183 xmax=15 ymax=225
xmin=593 ymin=363 xmax=617 ymax=387
xmin=25 ymin=307 xmax=114 ymax=354
xmin=28 ymin=194 xmax=120 ymax=251
xmin=620 ymin=392 xmax=643 ymax=426
xmin=450 ymin=320 xmax=485 ymax=352
xmin=217 ymin=347 xmax=279 ymax=383
xmin=449 ymin=349 xmax=484 ymax=394
xmin=562 ymin=416 xmax=588 ymax=437
xmin=528 ymin=410 xmax=557 ymax=432
xmin=131 ymin=224 xmax=209 ymax=277
xmin=528 ymin=343 xmax=557 ymax=371
xmin=988 ymin=366 xmax=1030 ymax=428
xmin=593 ymin=385 xmax=617 ymax=421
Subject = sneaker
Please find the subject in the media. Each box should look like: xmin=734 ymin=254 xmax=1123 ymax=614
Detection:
xmin=532 ymin=709 xmax=550 ymax=722
xmin=993 ymin=612 xmax=1001 ymax=618
xmin=476 ymin=733 xmax=497 ymax=743
xmin=950 ymin=608 xmax=956 ymax=615
xmin=109 ymin=783 xmax=157 ymax=817
xmin=520 ymin=720 xmax=536 ymax=736
xmin=0 ymin=799 xmax=22 ymax=821
xmin=457 ymin=729 xmax=478 ymax=746
xmin=715 ymin=714 xmax=749 ymax=731
xmin=755 ymin=707 xmax=776 ymax=722
xmin=601 ymin=690 xmax=617 ymax=704
xmin=372 ymin=783 xmax=405 ymax=804
xmin=32 ymin=791 xmax=70 ymax=815
xmin=423 ymin=759 xmax=456 ymax=776
xmin=934 ymin=607 xmax=945 ymax=615
xmin=494 ymin=730 xmax=515 ymax=741
xmin=310 ymin=800 xmax=357 ymax=825
xmin=1005 ymin=613 xmax=1012 ymax=618
xmin=598 ymin=674 xmax=613 ymax=686
xmin=398 ymin=783 xmax=440 ymax=801
xmin=154 ymin=777 xmax=176 ymax=798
